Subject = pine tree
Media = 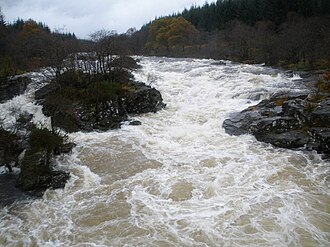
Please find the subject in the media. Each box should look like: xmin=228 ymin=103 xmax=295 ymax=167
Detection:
xmin=0 ymin=7 xmax=5 ymax=27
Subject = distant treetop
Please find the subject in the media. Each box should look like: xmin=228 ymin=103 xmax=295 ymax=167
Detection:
xmin=178 ymin=0 xmax=330 ymax=31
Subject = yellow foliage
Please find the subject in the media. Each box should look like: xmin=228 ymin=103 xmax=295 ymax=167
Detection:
xmin=21 ymin=19 xmax=42 ymax=38
xmin=146 ymin=17 xmax=198 ymax=51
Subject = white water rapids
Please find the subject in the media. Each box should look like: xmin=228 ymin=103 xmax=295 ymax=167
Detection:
xmin=0 ymin=57 xmax=329 ymax=246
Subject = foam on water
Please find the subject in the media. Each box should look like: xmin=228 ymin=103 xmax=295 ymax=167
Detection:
xmin=0 ymin=70 xmax=52 ymax=131
xmin=0 ymin=57 xmax=329 ymax=246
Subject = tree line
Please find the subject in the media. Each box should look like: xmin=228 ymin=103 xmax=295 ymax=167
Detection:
xmin=1 ymin=0 xmax=330 ymax=76
xmin=0 ymin=7 xmax=141 ymax=80
xmin=180 ymin=0 xmax=330 ymax=31
xmin=0 ymin=8 xmax=80 ymax=79
xmin=128 ymin=0 xmax=330 ymax=69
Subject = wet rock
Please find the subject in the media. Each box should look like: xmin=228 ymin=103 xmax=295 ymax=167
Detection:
xmin=110 ymin=56 xmax=141 ymax=70
xmin=255 ymin=130 xmax=310 ymax=149
xmin=0 ymin=171 xmax=34 ymax=206
xmin=309 ymin=128 xmax=330 ymax=159
xmin=123 ymin=85 xmax=166 ymax=114
xmin=58 ymin=142 xmax=76 ymax=154
xmin=16 ymin=150 xmax=70 ymax=195
xmin=0 ymin=75 xmax=31 ymax=102
xmin=34 ymin=82 xmax=59 ymax=102
xmin=250 ymin=116 xmax=302 ymax=135
xmin=76 ymin=101 xmax=128 ymax=131
xmin=211 ymin=61 xmax=226 ymax=66
xmin=223 ymin=92 xmax=330 ymax=158
xmin=37 ymin=80 xmax=165 ymax=132
xmin=310 ymin=99 xmax=330 ymax=127
xmin=282 ymin=99 xmax=309 ymax=123
xmin=129 ymin=120 xmax=142 ymax=126
xmin=222 ymin=111 xmax=263 ymax=136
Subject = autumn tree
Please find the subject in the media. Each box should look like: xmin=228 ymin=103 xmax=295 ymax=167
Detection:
xmin=146 ymin=17 xmax=198 ymax=54
xmin=167 ymin=17 xmax=199 ymax=51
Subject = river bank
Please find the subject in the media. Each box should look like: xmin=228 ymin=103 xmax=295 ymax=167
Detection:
xmin=223 ymin=70 xmax=330 ymax=160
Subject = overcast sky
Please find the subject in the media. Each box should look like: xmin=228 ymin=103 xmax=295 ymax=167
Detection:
xmin=1 ymin=0 xmax=215 ymax=39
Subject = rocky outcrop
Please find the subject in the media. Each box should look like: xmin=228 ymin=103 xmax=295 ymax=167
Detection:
xmin=123 ymin=82 xmax=166 ymax=114
xmin=0 ymin=75 xmax=31 ymax=102
xmin=36 ymin=81 xmax=165 ymax=132
xmin=16 ymin=150 xmax=70 ymax=196
xmin=223 ymin=93 xmax=330 ymax=159
xmin=0 ymin=126 xmax=73 ymax=201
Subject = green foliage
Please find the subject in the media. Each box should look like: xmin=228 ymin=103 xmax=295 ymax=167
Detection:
xmin=0 ymin=56 xmax=18 ymax=78
xmin=110 ymin=56 xmax=141 ymax=70
xmin=28 ymin=128 xmax=65 ymax=154
xmin=180 ymin=0 xmax=330 ymax=31
xmin=0 ymin=128 xmax=21 ymax=165
xmin=49 ymin=70 xmax=136 ymax=105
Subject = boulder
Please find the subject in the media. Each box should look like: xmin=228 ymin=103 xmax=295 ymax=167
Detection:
xmin=129 ymin=120 xmax=142 ymax=126
xmin=310 ymin=99 xmax=330 ymax=127
xmin=34 ymin=82 xmax=60 ymax=102
xmin=222 ymin=111 xmax=263 ymax=136
xmin=16 ymin=150 xmax=70 ymax=195
xmin=255 ymin=130 xmax=310 ymax=149
xmin=309 ymin=128 xmax=330 ymax=159
xmin=76 ymin=101 xmax=128 ymax=131
xmin=124 ymin=85 xmax=166 ymax=114
xmin=0 ymin=75 xmax=31 ymax=102
xmin=223 ymin=92 xmax=330 ymax=158
xmin=58 ymin=142 xmax=76 ymax=154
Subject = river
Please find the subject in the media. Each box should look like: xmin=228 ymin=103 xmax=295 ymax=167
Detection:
xmin=0 ymin=57 xmax=329 ymax=246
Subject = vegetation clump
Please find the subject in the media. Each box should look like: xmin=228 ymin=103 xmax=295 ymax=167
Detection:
xmin=28 ymin=127 xmax=66 ymax=155
xmin=0 ymin=128 xmax=21 ymax=172
xmin=16 ymin=127 xmax=71 ymax=194
xmin=316 ymin=72 xmax=330 ymax=95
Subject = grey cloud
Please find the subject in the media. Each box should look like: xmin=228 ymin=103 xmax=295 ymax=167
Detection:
xmin=1 ymin=0 xmax=214 ymax=38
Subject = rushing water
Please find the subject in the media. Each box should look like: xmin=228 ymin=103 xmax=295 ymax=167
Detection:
xmin=0 ymin=57 xmax=329 ymax=247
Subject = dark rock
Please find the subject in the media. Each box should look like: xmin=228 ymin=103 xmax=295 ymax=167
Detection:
xmin=211 ymin=61 xmax=226 ymax=66
xmin=309 ymin=128 xmax=330 ymax=155
xmin=255 ymin=130 xmax=310 ymax=149
xmin=110 ymin=56 xmax=141 ymax=70
xmin=0 ymin=171 xmax=34 ymax=206
xmin=222 ymin=111 xmax=263 ymax=136
xmin=41 ymin=99 xmax=128 ymax=132
xmin=0 ymin=75 xmax=31 ymax=102
xmin=59 ymin=142 xmax=76 ymax=154
xmin=223 ymin=91 xmax=330 ymax=158
xmin=77 ymin=101 xmax=128 ymax=131
xmin=16 ymin=150 xmax=70 ymax=195
xmin=129 ymin=120 xmax=142 ymax=126
xmin=250 ymin=116 xmax=302 ymax=135
xmin=124 ymin=86 xmax=166 ymax=114
xmin=311 ymin=99 xmax=330 ymax=127
xmin=36 ymin=75 xmax=165 ymax=132
xmin=35 ymin=83 xmax=60 ymax=102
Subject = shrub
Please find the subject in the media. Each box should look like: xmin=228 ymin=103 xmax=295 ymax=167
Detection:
xmin=28 ymin=128 xmax=66 ymax=154
xmin=0 ymin=128 xmax=21 ymax=165
xmin=316 ymin=72 xmax=330 ymax=95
